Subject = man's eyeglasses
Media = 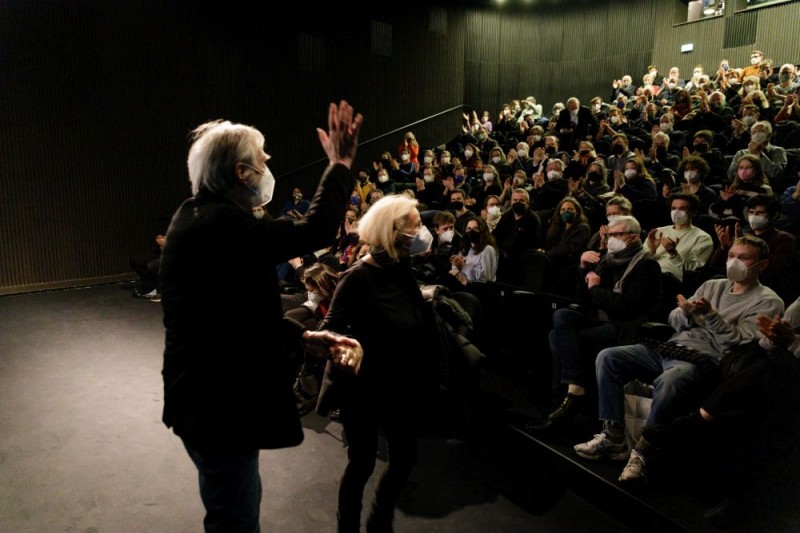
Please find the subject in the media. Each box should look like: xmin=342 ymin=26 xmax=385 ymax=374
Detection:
xmin=606 ymin=231 xmax=635 ymax=238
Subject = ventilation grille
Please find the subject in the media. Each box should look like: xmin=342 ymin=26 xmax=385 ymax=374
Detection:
xmin=724 ymin=10 xmax=757 ymax=48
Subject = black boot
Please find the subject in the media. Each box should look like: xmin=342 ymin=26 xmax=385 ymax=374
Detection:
xmin=365 ymin=503 xmax=394 ymax=533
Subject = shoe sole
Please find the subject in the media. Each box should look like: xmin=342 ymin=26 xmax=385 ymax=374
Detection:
xmin=574 ymin=449 xmax=630 ymax=461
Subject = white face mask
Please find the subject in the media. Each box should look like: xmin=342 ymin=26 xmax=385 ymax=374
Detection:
xmin=423 ymin=156 xmax=433 ymax=164
xmin=517 ymin=149 xmax=527 ymax=158
xmin=441 ymin=157 xmax=451 ymax=165
xmin=483 ymin=173 xmax=494 ymax=183
xmin=684 ymin=170 xmax=699 ymax=183
xmin=671 ymin=209 xmax=690 ymax=225
xmin=492 ymin=156 xmax=501 ymax=164
xmin=252 ymin=207 xmax=265 ymax=220
xmin=624 ymin=169 xmax=638 ymax=179
xmin=726 ymin=257 xmax=751 ymax=282
xmin=744 ymin=84 xmax=756 ymax=94
xmin=307 ymin=292 xmax=324 ymax=304
xmin=464 ymin=150 xmax=473 ymax=158
xmin=487 ymin=205 xmax=500 ymax=217
xmin=607 ymin=236 xmax=627 ymax=254
xmin=743 ymin=115 xmax=757 ymax=127
xmin=439 ymin=229 xmax=454 ymax=244
xmin=592 ymin=104 xmax=601 ymax=112
xmin=423 ymin=174 xmax=434 ymax=183
xmin=245 ymin=164 xmax=275 ymax=206
xmin=610 ymin=116 xmax=620 ymax=124
xmin=751 ymin=131 xmax=768 ymax=144
xmin=401 ymin=154 xmax=409 ymax=162
xmin=668 ymin=83 xmax=677 ymax=90
xmin=547 ymin=170 xmax=562 ymax=181
xmin=378 ymin=174 xmax=389 ymax=183
xmin=405 ymin=225 xmax=434 ymax=256
xmin=751 ymin=56 xmax=760 ymax=66
xmin=532 ymin=135 xmax=542 ymax=143
xmin=748 ymin=214 xmax=770 ymax=231
xmin=659 ymin=122 xmax=671 ymax=132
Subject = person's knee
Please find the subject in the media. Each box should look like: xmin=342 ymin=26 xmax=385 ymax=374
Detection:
xmin=595 ymin=347 xmax=617 ymax=372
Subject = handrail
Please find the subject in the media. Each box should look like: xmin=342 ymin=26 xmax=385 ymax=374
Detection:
xmin=275 ymin=104 xmax=464 ymax=179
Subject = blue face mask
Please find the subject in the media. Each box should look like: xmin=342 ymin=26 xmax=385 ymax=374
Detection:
xmin=351 ymin=195 xmax=361 ymax=206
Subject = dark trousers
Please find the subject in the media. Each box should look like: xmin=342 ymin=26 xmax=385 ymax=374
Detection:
xmin=182 ymin=439 xmax=261 ymax=533
xmin=549 ymin=307 xmax=617 ymax=391
xmin=338 ymin=407 xmax=417 ymax=532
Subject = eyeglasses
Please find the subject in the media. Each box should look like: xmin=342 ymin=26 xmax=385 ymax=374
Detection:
xmin=606 ymin=231 xmax=635 ymax=238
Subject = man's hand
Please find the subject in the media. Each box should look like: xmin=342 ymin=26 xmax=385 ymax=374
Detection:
xmin=317 ymin=100 xmax=363 ymax=169
xmin=677 ymin=294 xmax=712 ymax=316
xmin=661 ymin=236 xmax=680 ymax=256
xmin=580 ymin=250 xmax=601 ymax=268
xmin=303 ymin=330 xmax=363 ymax=374
xmin=585 ymin=271 xmax=601 ymax=289
xmin=646 ymin=228 xmax=660 ymax=254
xmin=757 ymin=314 xmax=796 ymax=347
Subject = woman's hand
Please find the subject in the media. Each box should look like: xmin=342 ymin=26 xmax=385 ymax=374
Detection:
xmin=317 ymin=101 xmax=363 ymax=169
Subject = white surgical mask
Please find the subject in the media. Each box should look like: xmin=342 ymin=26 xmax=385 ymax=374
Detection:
xmin=423 ymin=174 xmax=434 ymax=183
xmin=684 ymin=170 xmax=699 ymax=183
xmin=378 ymin=174 xmax=389 ymax=183
xmin=439 ymin=229 xmax=454 ymax=244
xmin=751 ymin=132 xmax=768 ymax=144
xmin=751 ymin=56 xmax=760 ymax=66
xmin=659 ymin=122 xmax=672 ymax=133
xmin=483 ymin=173 xmax=494 ymax=182
xmin=748 ymin=214 xmax=770 ymax=231
xmin=487 ymin=205 xmax=500 ymax=217
xmin=668 ymin=83 xmax=677 ymax=90
xmin=442 ymin=157 xmax=451 ymax=164
xmin=744 ymin=84 xmax=756 ymax=94
xmin=244 ymin=164 xmax=275 ymax=206
xmin=252 ymin=208 xmax=265 ymax=220
xmin=607 ymin=236 xmax=627 ymax=254
xmin=624 ymin=169 xmax=638 ymax=179
xmin=401 ymin=154 xmax=409 ymax=162
xmin=517 ymin=149 xmax=527 ymax=158
xmin=726 ymin=258 xmax=750 ymax=282
xmin=743 ymin=115 xmax=756 ymax=127
xmin=405 ymin=225 xmax=434 ymax=256
xmin=492 ymin=156 xmax=501 ymax=164
xmin=547 ymin=170 xmax=562 ymax=181
xmin=610 ymin=116 xmax=620 ymax=124
xmin=424 ymin=156 xmax=433 ymax=164
xmin=671 ymin=209 xmax=689 ymax=225
xmin=532 ymin=135 xmax=542 ymax=143
xmin=464 ymin=149 xmax=473 ymax=158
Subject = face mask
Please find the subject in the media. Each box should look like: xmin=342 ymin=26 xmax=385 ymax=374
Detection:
xmin=464 ymin=150 xmax=473 ymax=158
xmin=351 ymin=195 xmax=361 ymax=206
xmin=694 ymin=143 xmax=708 ymax=153
xmin=743 ymin=115 xmax=756 ymax=127
xmin=668 ymin=83 xmax=677 ymax=90
xmin=693 ymin=71 xmax=702 ymax=78
xmin=466 ymin=230 xmax=481 ymax=244
xmin=751 ymin=56 xmax=760 ymax=66
xmin=293 ymin=193 xmax=303 ymax=201
xmin=607 ymin=236 xmax=627 ymax=254
xmin=726 ymin=257 xmax=751 ymax=282
xmin=545 ymin=146 xmax=556 ymax=156
xmin=252 ymin=208 xmax=265 ymax=220
xmin=547 ymin=170 xmax=562 ymax=181
xmin=744 ymin=84 xmax=756 ymax=94
xmin=401 ymin=154 xmax=409 ymax=162
xmin=532 ymin=135 xmax=542 ymax=143
xmin=610 ymin=115 xmax=620 ymax=124
xmin=442 ymin=157 xmax=451 ymax=165
xmin=748 ymin=214 xmax=770 ymax=231
xmin=450 ymin=200 xmax=464 ymax=211
xmin=624 ymin=169 xmax=638 ymax=179
xmin=403 ymin=225 xmax=433 ymax=256
xmin=517 ymin=149 xmax=527 ymax=158
xmin=307 ymin=292 xmax=324 ymax=305
xmin=511 ymin=202 xmax=526 ymax=215
xmin=478 ymin=134 xmax=487 ymax=141
xmin=779 ymin=73 xmax=791 ymax=83
xmin=378 ymin=174 xmax=389 ymax=183
xmin=684 ymin=170 xmax=699 ymax=183
xmin=487 ymin=205 xmax=500 ymax=217
xmin=592 ymin=104 xmax=601 ymax=112
xmin=424 ymin=156 xmax=433 ymax=164
xmin=579 ymin=149 xmax=591 ymax=156
xmin=483 ymin=173 xmax=494 ymax=183
xmin=439 ymin=229 xmax=454 ymax=244
xmin=588 ymin=171 xmax=603 ymax=183
xmin=454 ymin=175 xmax=465 ymax=184
xmin=492 ymin=156 xmax=501 ymax=164
xmin=560 ymin=211 xmax=576 ymax=223
xmin=612 ymin=144 xmax=624 ymax=155
xmin=244 ymin=164 xmax=275 ymax=206
xmin=659 ymin=122 xmax=672 ymax=133
xmin=423 ymin=174 xmax=434 ymax=183
xmin=671 ymin=209 xmax=689 ymax=225
xmin=617 ymin=101 xmax=625 ymax=109
xmin=751 ymin=132 xmax=768 ymax=144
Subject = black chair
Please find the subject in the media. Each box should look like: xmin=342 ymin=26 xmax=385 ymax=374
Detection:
xmin=510 ymin=251 xmax=552 ymax=293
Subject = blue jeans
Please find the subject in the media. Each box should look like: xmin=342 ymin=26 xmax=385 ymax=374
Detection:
xmin=595 ymin=343 xmax=702 ymax=426
xmin=182 ymin=439 xmax=261 ymax=533
xmin=549 ymin=308 xmax=617 ymax=389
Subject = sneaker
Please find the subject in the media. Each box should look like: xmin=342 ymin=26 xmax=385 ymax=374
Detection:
xmin=618 ymin=450 xmax=647 ymax=483
xmin=134 ymin=288 xmax=161 ymax=302
xmin=574 ymin=431 xmax=629 ymax=461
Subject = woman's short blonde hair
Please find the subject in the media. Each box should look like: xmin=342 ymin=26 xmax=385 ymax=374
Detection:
xmin=357 ymin=195 xmax=418 ymax=260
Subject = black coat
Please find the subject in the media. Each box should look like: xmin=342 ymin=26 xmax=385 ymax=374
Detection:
xmin=160 ymin=163 xmax=353 ymax=449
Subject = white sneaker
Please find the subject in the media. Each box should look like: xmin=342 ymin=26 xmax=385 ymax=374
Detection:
xmin=574 ymin=431 xmax=629 ymax=461
xmin=619 ymin=450 xmax=647 ymax=483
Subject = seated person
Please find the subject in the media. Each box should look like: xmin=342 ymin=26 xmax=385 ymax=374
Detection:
xmin=472 ymin=164 xmax=503 ymax=209
xmin=644 ymin=132 xmax=680 ymax=175
xmin=534 ymin=215 xmax=661 ymax=429
xmin=568 ymin=159 xmax=611 ymax=228
xmin=605 ymin=133 xmax=636 ymax=177
xmin=726 ymin=121 xmax=787 ymax=183
xmin=710 ymin=155 xmax=773 ymax=225
xmin=585 ymin=195 xmax=633 ymax=252
xmin=574 ymin=235 xmax=783 ymax=485
xmin=612 ymin=156 xmax=658 ymax=203
xmin=492 ymin=188 xmax=544 ymax=280
xmin=538 ymin=196 xmax=591 ymax=274
xmin=480 ymin=194 xmax=503 ymax=232
xmin=726 ymin=104 xmax=761 ymax=153
xmin=415 ymin=164 xmax=445 ymax=211
xmin=278 ymin=187 xmax=311 ymax=219
xmin=565 ymin=140 xmax=599 ymax=180
xmin=530 ymin=158 xmax=570 ymax=224
xmin=684 ymin=130 xmax=727 ymax=185
xmin=447 ymin=188 xmax=475 ymax=236
xmin=645 ymin=194 xmax=714 ymax=283
xmin=449 ymin=217 xmax=498 ymax=286
xmin=131 ymin=233 xmax=165 ymax=300
xmin=710 ymin=194 xmax=795 ymax=295
xmin=662 ymin=156 xmax=717 ymax=213
xmin=413 ymin=210 xmax=461 ymax=285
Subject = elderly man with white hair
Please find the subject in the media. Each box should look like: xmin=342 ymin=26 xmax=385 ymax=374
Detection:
xmin=555 ymin=97 xmax=599 ymax=151
xmin=726 ymin=120 xmax=787 ymax=181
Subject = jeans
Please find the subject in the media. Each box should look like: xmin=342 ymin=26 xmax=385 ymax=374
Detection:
xmin=549 ymin=307 xmax=617 ymax=389
xmin=183 ymin=439 xmax=261 ymax=533
xmin=595 ymin=343 xmax=702 ymax=426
